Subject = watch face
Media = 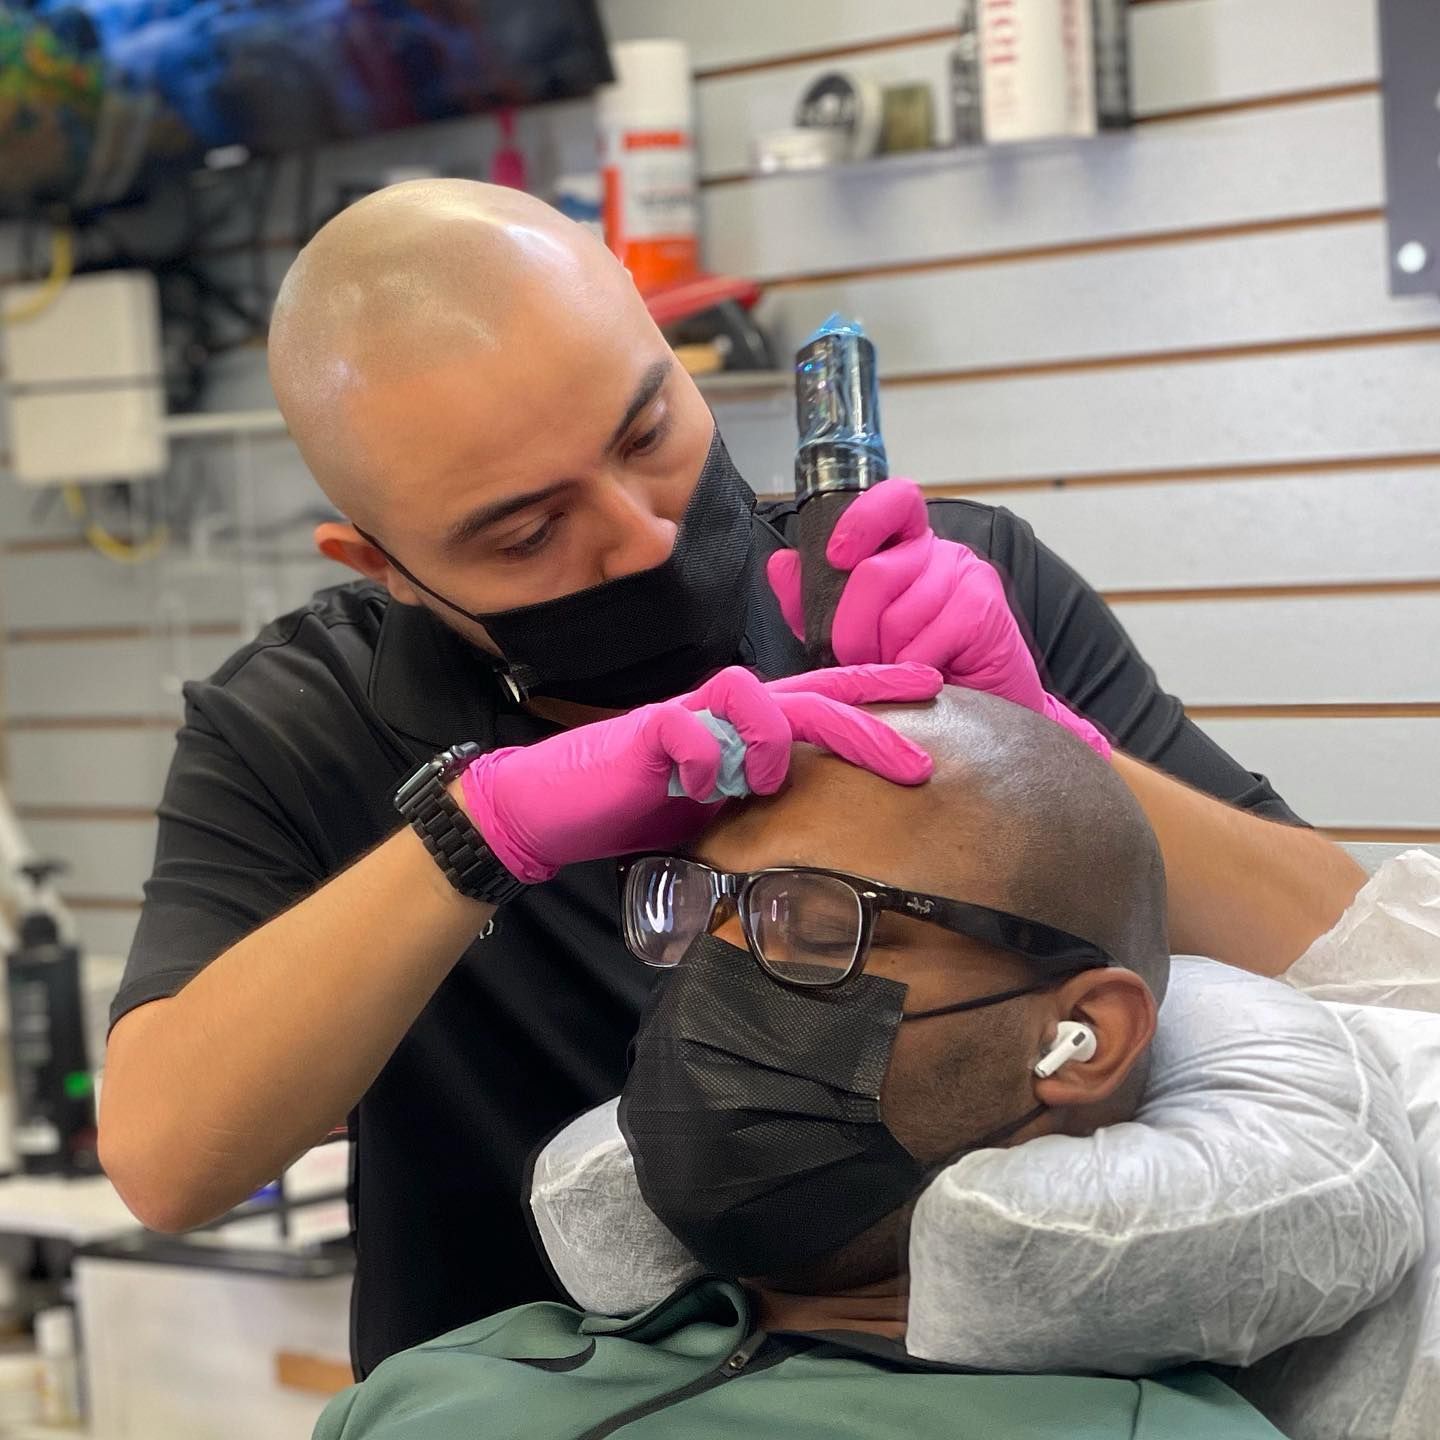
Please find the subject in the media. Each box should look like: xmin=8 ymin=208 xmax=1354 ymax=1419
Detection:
xmin=394 ymin=759 xmax=442 ymax=810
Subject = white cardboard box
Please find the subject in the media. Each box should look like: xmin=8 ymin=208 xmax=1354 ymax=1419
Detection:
xmin=1 ymin=271 xmax=167 ymax=486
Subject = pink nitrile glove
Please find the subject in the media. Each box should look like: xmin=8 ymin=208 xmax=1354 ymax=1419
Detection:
xmin=767 ymin=478 xmax=1111 ymax=761
xmin=458 ymin=662 xmax=943 ymax=884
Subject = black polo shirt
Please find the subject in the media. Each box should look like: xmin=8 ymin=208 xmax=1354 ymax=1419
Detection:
xmin=111 ymin=497 xmax=1301 ymax=1377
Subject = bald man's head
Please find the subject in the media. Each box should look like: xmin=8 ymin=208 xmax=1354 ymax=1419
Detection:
xmin=269 ymin=180 xmax=719 ymax=646
xmin=700 ymin=687 xmax=1169 ymax=1002
xmin=694 ymin=688 xmax=1167 ymax=1294
xmin=270 ymin=179 xmax=638 ymax=523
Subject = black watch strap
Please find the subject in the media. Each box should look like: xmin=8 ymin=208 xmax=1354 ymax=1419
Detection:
xmin=395 ymin=744 xmax=528 ymax=909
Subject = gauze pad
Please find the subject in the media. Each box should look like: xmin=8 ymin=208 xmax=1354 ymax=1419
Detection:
xmin=665 ymin=710 xmax=750 ymax=803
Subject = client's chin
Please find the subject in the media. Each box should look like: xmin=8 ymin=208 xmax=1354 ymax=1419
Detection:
xmin=746 ymin=1198 xmax=918 ymax=1296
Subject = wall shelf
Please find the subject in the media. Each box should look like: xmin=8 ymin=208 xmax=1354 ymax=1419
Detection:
xmin=154 ymin=369 xmax=794 ymax=443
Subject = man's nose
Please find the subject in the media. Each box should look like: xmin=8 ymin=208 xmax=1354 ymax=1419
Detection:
xmin=593 ymin=476 xmax=680 ymax=581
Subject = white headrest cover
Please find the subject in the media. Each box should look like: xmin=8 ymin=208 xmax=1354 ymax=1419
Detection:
xmin=530 ymin=959 xmax=1422 ymax=1373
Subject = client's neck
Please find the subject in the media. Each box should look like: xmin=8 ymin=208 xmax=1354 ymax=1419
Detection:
xmin=747 ymin=1274 xmax=910 ymax=1342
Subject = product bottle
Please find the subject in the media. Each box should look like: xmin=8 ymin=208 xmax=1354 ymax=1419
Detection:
xmin=596 ymin=39 xmax=699 ymax=292
xmin=6 ymin=865 xmax=97 ymax=1177
xmin=951 ymin=2 xmax=984 ymax=146
xmin=1093 ymin=0 xmax=1133 ymax=129
xmin=35 ymin=1305 xmax=80 ymax=1426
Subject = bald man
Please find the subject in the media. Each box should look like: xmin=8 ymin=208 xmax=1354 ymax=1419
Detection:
xmin=98 ymin=179 xmax=1364 ymax=1375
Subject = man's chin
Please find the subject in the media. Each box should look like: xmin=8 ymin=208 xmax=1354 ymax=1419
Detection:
xmin=745 ymin=1200 xmax=915 ymax=1296
xmin=420 ymin=596 xmax=505 ymax=663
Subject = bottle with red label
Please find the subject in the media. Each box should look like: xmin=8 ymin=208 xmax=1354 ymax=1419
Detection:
xmin=596 ymin=40 xmax=699 ymax=294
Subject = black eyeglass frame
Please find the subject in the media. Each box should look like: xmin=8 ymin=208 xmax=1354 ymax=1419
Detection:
xmin=617 ymin=854 xmax=1118 ymax=991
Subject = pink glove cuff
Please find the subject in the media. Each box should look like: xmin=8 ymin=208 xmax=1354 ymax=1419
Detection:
xmin=1042 ymin=694 xmax=1113 ymax=762
xmin=458 ymin=750 xmax=558 ymax=885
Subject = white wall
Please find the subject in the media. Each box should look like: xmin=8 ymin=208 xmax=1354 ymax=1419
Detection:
xmin=1 ymin=0 xmax=1437 ymax=961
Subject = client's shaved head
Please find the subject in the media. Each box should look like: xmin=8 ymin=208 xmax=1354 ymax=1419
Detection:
xmin=703 ymin=686 xmax=1169 ymax=1001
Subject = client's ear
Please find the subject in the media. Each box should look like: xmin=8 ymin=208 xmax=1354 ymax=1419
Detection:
xmin=1032 ymin=969 xmax=1158 ymax=1110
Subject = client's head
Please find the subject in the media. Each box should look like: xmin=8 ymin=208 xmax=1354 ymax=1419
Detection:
xmin=617 ymin=686 xmax=1168 ymax=1302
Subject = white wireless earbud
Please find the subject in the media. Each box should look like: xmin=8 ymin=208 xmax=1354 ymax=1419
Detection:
xmin=1033 ymin=1021 xmax=1098 ymax=1079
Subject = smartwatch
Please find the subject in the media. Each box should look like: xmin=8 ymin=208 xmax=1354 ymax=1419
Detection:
xmin=394 ymin=743 xmax=528 ymax=909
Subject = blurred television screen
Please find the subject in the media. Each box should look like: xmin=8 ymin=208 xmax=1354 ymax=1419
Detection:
xmin=0 ymin=0 xmax=611 ymax=214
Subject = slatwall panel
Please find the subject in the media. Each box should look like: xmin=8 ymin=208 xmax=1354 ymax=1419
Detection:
xmin=755 ymin=219 xmax=1435 ymax=377
xmin=3 ymin=635 xmax=240 ymax=720
xmin=8 ymin=727 xmax=180 ymax=808
xmin=714 ymin=343 xmax=1440 ymax=494
xmin=973 ymin=471 xmax=1440 ymax=590
xmin=1108 ymin=595 xmax=1440 ymax=705
xmin=2 ymin=0 xmax=1437 ymax=967
xmin=683 ymin=0 xmax=1382 ymax=180
xmin=1194 ymin=719 xmax=1440 ymax=830
xmin=20 ymin=818 xmax=158 ymax=902
xmin=703 ymin=96 xmax=1385 ymax=281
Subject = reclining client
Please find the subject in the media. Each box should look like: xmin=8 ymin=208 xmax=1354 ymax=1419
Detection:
xmin=313 ymin=687 xmax=1289 ymax=1439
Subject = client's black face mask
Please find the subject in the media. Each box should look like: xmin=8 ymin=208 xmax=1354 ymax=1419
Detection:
xmin=360 ymin=428 xmax=758 ymax=709
xmin=617 ymin=934 xmax=1047 ymax=1280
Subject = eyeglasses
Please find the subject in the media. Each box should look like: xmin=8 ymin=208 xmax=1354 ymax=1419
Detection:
xmin=618 ymin=854 xmax=1117 ymax=991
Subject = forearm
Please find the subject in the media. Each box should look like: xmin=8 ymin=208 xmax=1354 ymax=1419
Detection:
xmin=100 ymin=820 xmax=492 ymax=1230
xmin=1111 ymin=751 xmax=1364 ymax=977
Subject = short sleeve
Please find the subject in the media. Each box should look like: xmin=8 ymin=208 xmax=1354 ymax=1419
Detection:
xmin=110 ymin=693 xmax=326 ymax=1030
xmin=929 ymin=500 xmax=1306 ymax=826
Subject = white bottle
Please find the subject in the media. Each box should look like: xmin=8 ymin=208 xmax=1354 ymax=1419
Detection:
xmin=596 ymin=39 xmax=699 ymax=292
xmin=35 ymin=1305 xmax=80 ymax=1426
xmin=979 ymin=0 xmax=1097 ymax=143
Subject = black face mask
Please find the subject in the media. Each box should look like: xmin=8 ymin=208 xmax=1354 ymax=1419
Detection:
xmin=358 ymin=428 xmax=758 ymax=708
xmin=617 ymin=933 xmax=1048 ymax=1281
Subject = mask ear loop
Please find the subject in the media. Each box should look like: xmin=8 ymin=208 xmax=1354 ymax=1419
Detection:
xmin=901 ymin=979 xmax=1052 ymax=1022
xmin=949 ymin=1101 xmax=1048 ymax=1157
xmin=352 ymin=524 xmax=533 ymax=699
xmin=902 ymin=976 xmax=1071 ymax=1172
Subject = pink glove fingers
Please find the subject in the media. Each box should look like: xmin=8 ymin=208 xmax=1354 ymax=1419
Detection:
xmin=829 ymin=536 xmax=932 ymax=667
xmin=893 ymin=607 xmax=1021 ymax=699
xmin=774 ymin=691 xmax=934 ymax=786
xmin=826 ymin=477 xmax=931 ymax=571
xmin=462 ymin=664 xmax=946 ymax=884
xmin=1042 ymin=693 xmax=1113 ymax=761
xmin=763 ymin=661 xmax=942 ymax=707
xmin=682 ymin=666 xmax=790 ymax=795
xmin=867 ymin=546 xmax=965 ymax=667
xmin=764 ymin=549 xmax=807 ymax=641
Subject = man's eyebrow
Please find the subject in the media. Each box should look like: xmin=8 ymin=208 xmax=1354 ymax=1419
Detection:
xmin=442 ymin=358 xmax=673 ymax=549
xmin=444 ymin=482 xmax=570 ymax=549
xmin=604 ymin=358 xmax=673 ymax=454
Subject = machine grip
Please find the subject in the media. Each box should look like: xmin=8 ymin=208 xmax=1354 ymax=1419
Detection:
xmin=795 ymin=490 xmax=860 ymax=668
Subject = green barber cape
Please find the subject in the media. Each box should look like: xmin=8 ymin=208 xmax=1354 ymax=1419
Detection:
xmin=314 ymin=1278 xmax=1287 ymax=1440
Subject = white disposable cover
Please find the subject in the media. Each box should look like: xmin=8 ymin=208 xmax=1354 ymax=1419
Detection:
xmin=1284 ymin=849 xmax=1440 ymax=1014
xmin=530 ymin=1096 xmax=700 ymax=1315
xmin=1228 ymin=850 xmax=1440 ymax=1439
xmin=905 ymin=959 xmax=1422 ymax=1373
xmin=1229 ymin=1002 xmax=1440 ymax=1440
xmin=529 ymin=962 xmax=1422 ymax=1383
